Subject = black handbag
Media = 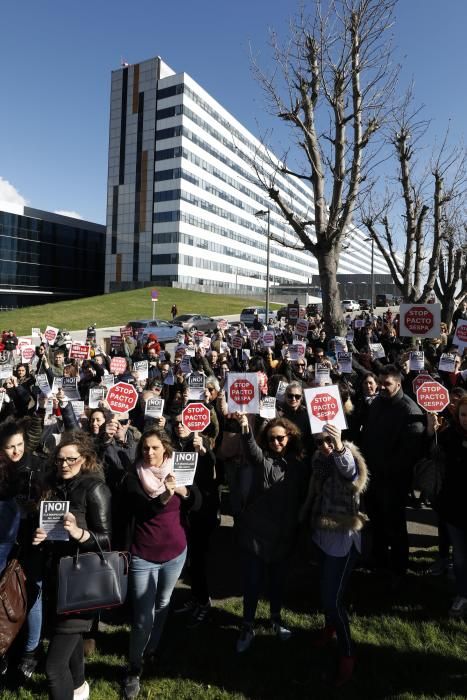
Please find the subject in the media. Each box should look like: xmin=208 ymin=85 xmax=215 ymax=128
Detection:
xmin=56 ymin=532 xmax=130 ymax=615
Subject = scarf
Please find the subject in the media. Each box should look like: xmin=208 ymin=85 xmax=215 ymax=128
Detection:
xmin=136 ymin=456 xmax=173 ymax=498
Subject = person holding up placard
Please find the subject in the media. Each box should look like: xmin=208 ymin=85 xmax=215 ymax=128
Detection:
xmin=123 ymin=429 xmax=197 ymax=699
xmin=232 ymin=413 xmax=308 ymax=653
xmin=32 ymin=430 xmax=111 ymax=700
xmin=300 ymin=424 xmax=368 ymax=686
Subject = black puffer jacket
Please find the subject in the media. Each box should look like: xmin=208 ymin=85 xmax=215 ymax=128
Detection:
xmin=432 ymin=425 xmax=467 ymax=530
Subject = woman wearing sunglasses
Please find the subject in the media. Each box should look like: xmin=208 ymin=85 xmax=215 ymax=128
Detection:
xmin=301 ymin=423 xmax=368 ymax=687
xmin=32 ymin=430 xmax=111 ymax=700
xmin=233 ymin=413 xmax=308 ymax=653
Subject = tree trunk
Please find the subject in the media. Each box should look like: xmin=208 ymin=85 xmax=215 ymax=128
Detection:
xmin=440 ymin=296 xmax=456 ymax=329
xmin=316 ymin=247 xmax=344 ymax=335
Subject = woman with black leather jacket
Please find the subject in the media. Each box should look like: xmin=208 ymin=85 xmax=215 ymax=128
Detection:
xmin=32 ymin=430 xmax=111 ymax=700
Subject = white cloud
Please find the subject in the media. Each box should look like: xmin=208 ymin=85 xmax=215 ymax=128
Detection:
xmin=54 ymin=210 xmax=83 ymax=220
xmin=0 ymin=177 xmax=27 ymax=206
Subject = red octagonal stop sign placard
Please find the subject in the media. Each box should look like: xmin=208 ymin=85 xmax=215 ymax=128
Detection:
xmin=416 ymin=381 xmax=449 ymax=413
xmin=412 ymin=373 xmax=432 ymax=395
xmin=106 ymin=382 xmax=138 ymax=414
xmin=230 ymin=378 xmax=255 ymax=404
xmin=400 ymin=303 xmax=440 ymax=338
xmin=310 ymin=392 xmax=339 ymax=422
xmin=182 ymin=402 xmax=211 ymax=432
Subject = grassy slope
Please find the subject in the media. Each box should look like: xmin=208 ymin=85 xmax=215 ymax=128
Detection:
xmin=0 ymin=287 xmax=282 ymax=336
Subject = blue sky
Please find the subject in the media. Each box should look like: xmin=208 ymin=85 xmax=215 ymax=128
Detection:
xmin=1 ymin=0 xmax=465 ymax=224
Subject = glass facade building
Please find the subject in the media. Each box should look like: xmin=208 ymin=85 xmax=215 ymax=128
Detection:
xmin=0 ymin=205 xmax=105 ymax=308
xmin=106 ymin=56 xmax=392 ymax=295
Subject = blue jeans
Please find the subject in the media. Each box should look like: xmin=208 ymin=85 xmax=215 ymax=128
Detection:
xmin=446 ymin=524 xmax=467 ymax=597
xmin=317 ymin=545 xmax=359 ymax=657
xmin=242 ymin=550 xmax=286 ymax=624
xmin=25 ymin=578 xmax=43 ymax=652
xmin=129 ymin=548 xmax=187 ymax=669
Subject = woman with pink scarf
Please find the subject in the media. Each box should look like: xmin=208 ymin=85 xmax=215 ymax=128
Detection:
xmin=122 ymin=429 xmax=193 ymax=699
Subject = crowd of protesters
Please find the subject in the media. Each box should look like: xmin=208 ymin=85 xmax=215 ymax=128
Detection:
xmin=0 ymin=300 xmax=466 ymax=699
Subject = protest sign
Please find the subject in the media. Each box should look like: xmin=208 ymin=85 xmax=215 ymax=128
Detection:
xmin=172 ymin=452 xmax=198 ymax=486
xmin=202 ymin=337 xmax=211 ymax=350
xmin=182 ymin=402 xmax=211 ymax=432
xmin=106 ymin=382 xmax=138 ymax=413
xmin=232 ymin=335 xmax=244 ymax=349
xmin=369 ymin=343 xmax=386 ymax=359
xmin=145 ymin=397 xmax=164 ymax=418
xmin=260 ymin=396 xmax=276 ymax=419
xmin=133 ymin=360 xmax=149 ymax=381
xmin=52 ymin=377 xmax=63 ymax=394
xmin=217 ymin=319 xmax=228 ymax=330
xmin=289 ymin=341 xmax=306 ymax=360
xmin=0 ymin=394 xmax=4 ymax=412
xmin=399 ymin=303 xmax=441 ymax=338
xmin=110 ymin=335 xmax=123 ymax=351
xmin=110 ymin=356 xmax=128 ymax=376
xmin=337 ymin=352 xmax=352 ymax=374
xmin=61 ymin=377 xmax=80 ymax=400
xmin=180 ymin=356 xmax=192 ymax=374
xmin=304 ymin=385 xmax=347 ymax=434
xmin=0 ymin=365 xmax=14 ymax=379
xmin=412 ymin=373 xmax=432 ymax=395
xmin=187 ymin=373 xmax=206 ymax=400
xmin=409 ymin=351 xmax=425 ymax=372
xmin=89 ymin=386 xmax=105 ymax=408
xmin=40 ymin=501 xmax=70 ymax=541
xmin=101 ymin=374 xmax=114 ymax=389
xmin=36 ymin=373 xmax=52 ymax=397
xmin=45 ymin=398 xmax=54 ymax=416
xmin=32 ymin=327 xmax=41 ymax=337
xmin=416 ymin=381 xmax=449 ymax=413
xmin=453 ymin=320 xmax=467 ymax=351
xmin=21 ymin=344 xmax=36 ymax=363
xmin=44 ymin=326 xmax=59 ymax=345
xmin=315 ymin=363 xmax=331 ymax=383
xmin=70 ymin=401 xmax=85 ymax=421
xmin=295 ymin=319 xmax=309 ymax=337
xmin=227 ymin=372 xmax=259 ymax=414
xmin=353 ymin=319 xmax=365 ymax=329
xmin=262 ymin=331 xmax=275 ymax=347
xmin=69 ymin=344 xmax=89 ymax=361
xmin=346 ymin=330 xmax=354 ymax=342
xmin=185 ymin=346 xmax=196 ymax=357
xmin=120 ymin=326 xmax=133 ymax=337
xmin=438 ymin=353 xmax=456 ymax=373
xmin=334 ymin=336 xmax=348 ymax=352
xmin=249 ymin=329 xmax=260 ymax=342
xmin=276 ymin=381 xmax=288 ymax=401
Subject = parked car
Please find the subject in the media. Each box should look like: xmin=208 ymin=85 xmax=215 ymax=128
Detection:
xmin=375 ymin=293 xmax=395 ymax=307
xmin=358 ymin=298 xmax=372 ymax=311
xmin=126 ymin=319 xmax=184 ymax=343
xmin=276 ymin=305 xmax=307 ymax=321
xmin=172 ymin=314 xmax=219 ymax=332
xmin=240 ymin=307 xmax=277 ymax=326
xmin=341 ymin=299 xmax=360 ymax=312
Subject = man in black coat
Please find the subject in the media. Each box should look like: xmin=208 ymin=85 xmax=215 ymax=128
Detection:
xmin=361 ymin=364 xmax=425 ymax=583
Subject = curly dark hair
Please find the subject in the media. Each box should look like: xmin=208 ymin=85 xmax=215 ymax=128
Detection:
xmin=258 ymin=417 xmax=304 ymax=458
xmin=136 ymin=428 xmax=174 ymax=463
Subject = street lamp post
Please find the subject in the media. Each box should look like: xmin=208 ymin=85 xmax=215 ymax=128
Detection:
xmin=255 ymin=209 xmax=271 ymax=324
xmin=364 ymin=237 xmax=375 ymax=309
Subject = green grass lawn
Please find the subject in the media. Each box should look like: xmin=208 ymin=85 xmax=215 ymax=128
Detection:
xmin=0 ymin=287 xmax=282 ymax=336
xmin=3 ymin=536 xmax=467 ymax=700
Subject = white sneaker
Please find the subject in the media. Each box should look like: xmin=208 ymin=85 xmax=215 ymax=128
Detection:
xmin=449 ymin=596 xmax=467 ymax=618
xmin=236 ymin=624 xmax=254 ymax=653
xmin=272 ymin=621 xmax=292 ymax=641
xmin=74 ymin=681 xmax=90 ymax=700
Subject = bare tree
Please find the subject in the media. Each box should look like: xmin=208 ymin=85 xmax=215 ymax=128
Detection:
xmin=251 ymin=0 xmax=397 ymax=333
xmin=362 ymin=93 xmax=467 ymax=305
xmin=434 ymin=219 xmax=467 ymax=329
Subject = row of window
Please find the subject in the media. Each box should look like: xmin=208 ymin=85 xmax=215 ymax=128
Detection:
xmin=156 ymin=103 xmax=312 ymax=217
xmin=153 ymin=230 xmax=312 ymax=278
xmin=151 ymin=273 xmax=262 ymax=293
xmin=157 ymin=82 xmax=312 ymax=203
xmin=154 ymin=210 xmax=312 ymax=271
xmin=155 ymin=124 xmax=311 ymax=218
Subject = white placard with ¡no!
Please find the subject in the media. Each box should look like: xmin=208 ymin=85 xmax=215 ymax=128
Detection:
xmin=304 ymin=384 xmax=347 ymax=434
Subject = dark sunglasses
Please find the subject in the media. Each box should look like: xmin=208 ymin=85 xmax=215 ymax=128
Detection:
xmin=174 ymin=421 xmax=184 ymax=426
xmin=286 ymin=393 xmax=302 ymax=400
xmin=315 ymin=436 xmax=332 ymax=446
xmin=118 ymin=419 xmax=129 ymax=426
xmin=268 ymin=434 xmax=288 ymax=443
